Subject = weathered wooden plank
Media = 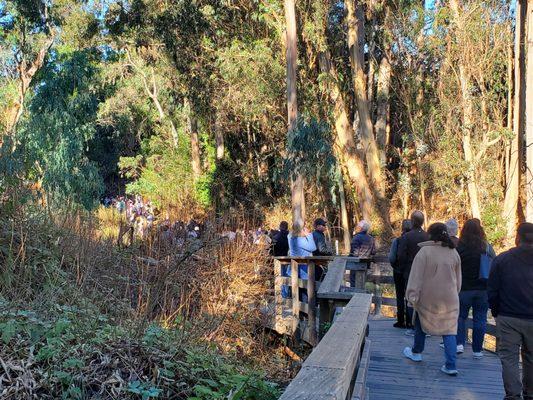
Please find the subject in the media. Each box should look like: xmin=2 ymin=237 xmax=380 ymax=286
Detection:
xmin=318 ymin=258 xmax=346 ymax=295
xmin=280 ymin=293 xmax=372 ymax=400
xmin=352 ymin=339 xmax=371 ymax=400
xmin=307 ymin=261 xmax=317 ymax=346
xmin=291 ymin=260 xmax=300 ymax=333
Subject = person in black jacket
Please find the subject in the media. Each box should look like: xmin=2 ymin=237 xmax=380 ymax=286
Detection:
xmin=272 ymin=221 xmax=290 ymax=257
xmin=312 ymin=218 xmax=332 ymax=256
xmin=488 ymin=223 xmax=533 ymax=400
xmin=397 ymin=211 xmax=429 ymax=330
xmin=456 ymin=219 xmax=496 ymax=358
xmin=389 ymin=219 xmax=412 ymax=328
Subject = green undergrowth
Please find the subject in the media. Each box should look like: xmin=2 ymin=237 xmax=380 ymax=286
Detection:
xmin=0 ymin=301 xmax=280 ymax=399
xmin=0 ymin=211 xmax=281 ymax=399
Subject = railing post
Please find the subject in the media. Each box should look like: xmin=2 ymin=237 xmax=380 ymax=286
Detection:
xmin=307 ymin=261 xmax=317 ymax=346
xmin=372 ymin=261 xmax=382 ymax=316
xmin=291 ymin=259 xmax=300 ymax=334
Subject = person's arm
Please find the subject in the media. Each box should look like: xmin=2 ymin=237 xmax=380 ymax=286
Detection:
xmin=388 ymin=238 xmax=398 ymax=265
xmin=397 ymin=235 xmax=408 ymax=267
xmin=350 ymin=235 xmax=362 ymax=255
xmin=455 ymin=252 xmax=462 ymax=293
xmin=487 ymin=257 xmax=501 ymax=317
xmin=405 ymin=249 xmax=426 ymax=306
xmin=317 ymin=234 xmax=332 ymax=255
xmin=487 ymin=243 xmax=497 ymax=259
xmin=298 ymin=234 xmax=317 ymax=253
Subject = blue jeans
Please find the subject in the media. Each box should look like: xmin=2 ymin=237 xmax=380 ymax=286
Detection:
xmin=457 ymin=290 xmax=488 ymax=353
xmin=412 ymin=314 xmax=457 ymax=370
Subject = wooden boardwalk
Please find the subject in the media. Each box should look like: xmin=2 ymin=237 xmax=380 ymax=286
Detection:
xmin=367 ymin=318 xmax=505 ymax=400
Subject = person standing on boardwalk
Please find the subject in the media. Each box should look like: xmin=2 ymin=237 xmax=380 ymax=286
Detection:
xmin=272 ymin=221 xmax=290 ymax=257
xmin=312 ymin=218 xmax=332 ymax=256
xmin=488 ymin=222 xmax=533 ymax=400
xmin=389 ymin=219 xmax=412 ymax=328
xmin=403 ymin=222 xmax=462 ymax=376
xmin=350 ymin=220 xmax=376 ymax=287
xmin=455 ymin=219 xmax=496 ymax=358
xmin=446 ymin=218 xmax=460 ymax=247
xmin=397 ymin=211 xmax=429 ymax=330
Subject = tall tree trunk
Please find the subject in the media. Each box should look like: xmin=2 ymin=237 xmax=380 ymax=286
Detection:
xmin=284 ymin=0 xmax=305 ymax=229
xmin=185 ymin=98 xmax=202 ymax=179
xmin=526 ymin=0 xmax=533 ymax=221
xmin=338 ymin=168 xmax=351 ymax=253
xmin=346 ymin=0 xmax=391 ymax=233
xmin=3 ymin=34 xmax=55 ymax=147
xmin=318 ymin=51 xmax=374 ymax=222
xmin=450 ymin=0 xmax=481 ymax=219
xmin=346 ymin=1 xmax=384 ymax=191
xmin=504 ymin=2 xmax=526 ymax=236
xmin=375 ymin=50 xmax=391 ymax=165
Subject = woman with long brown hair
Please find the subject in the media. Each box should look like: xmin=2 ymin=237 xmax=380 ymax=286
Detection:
xmin=456 ymin=218 xmax=496 ymax=358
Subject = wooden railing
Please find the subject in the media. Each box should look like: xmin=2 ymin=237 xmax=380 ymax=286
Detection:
xmin=279 ymin=293 xmax=372 ymax=400
xmin=273 ymin=256 xmax=372 ymax=345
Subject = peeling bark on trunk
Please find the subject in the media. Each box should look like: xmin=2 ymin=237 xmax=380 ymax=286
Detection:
xmin=375 ymin=50 xmax=391 ymax=165
xmin=338 ymin=168 xmax=351 ymax=253
xmin=526 ymin=0 xmax=533 ymax=221
xmin=318 ymin=51 xmax=374 ymax=222
xmin=504 ymin=2 xmax=525 ymax=236
xmin=450 ymin=0 xmax=481 ymax=219
xmin=285 ymin=0 xmax=305 ymax=229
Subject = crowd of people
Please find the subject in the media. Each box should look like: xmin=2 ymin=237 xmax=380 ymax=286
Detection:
xmin=388 ymin=211 xmax=532 ymax=399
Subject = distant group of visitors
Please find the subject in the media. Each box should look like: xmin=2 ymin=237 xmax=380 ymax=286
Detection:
xmin=389 ymin=210 xmax=533 ymax=398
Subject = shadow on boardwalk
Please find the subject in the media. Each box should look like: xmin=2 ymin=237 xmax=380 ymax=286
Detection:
xmin=367 ymin=318 xmax=504 ymax=400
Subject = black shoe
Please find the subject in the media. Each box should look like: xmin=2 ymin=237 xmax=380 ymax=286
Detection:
xmin=393 ymin=322 xmax=406 ymax=329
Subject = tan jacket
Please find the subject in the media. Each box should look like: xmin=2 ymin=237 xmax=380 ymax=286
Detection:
xmin=406 ymin=241 xmax=462 ymax=335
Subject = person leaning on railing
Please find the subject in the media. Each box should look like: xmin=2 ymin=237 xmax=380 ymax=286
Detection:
xmin=488 ymin=222 xmax=533 ymax=400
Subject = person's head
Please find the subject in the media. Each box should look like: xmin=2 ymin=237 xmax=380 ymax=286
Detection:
xmin=357 ymin=220 xmax=371 ymax=233
xmin=401 ymin=219 xmax=412 ymax=234
xmin=410 ymin=211 xmax=425 ymax=229
xmin=516 ymin=222 xmax=533 ymax=247
xmin=279 ymin=221 xmax=289 ymax=231
xmin=314 ymin=218 xmax=327 ymax=232
xmin=445 ymin=218 xmax=459 ymax=237
xmin=428 ymin=222 xmax=455 ymax=249
xmin=459 ymin=218 xmax=487 ymax=251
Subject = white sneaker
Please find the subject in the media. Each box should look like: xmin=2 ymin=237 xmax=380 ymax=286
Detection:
xmin=473 ymin=352 xmax=483 ymax=359
xmin=439 ymin=343 xmax=464 ymax=354
xmin=404 ymin=329 xmax=415 ymax=337
xmin=403 ymin=347 xmax=422 ymax=362
xmin=440 ymin=365 xmax=458 ymax=376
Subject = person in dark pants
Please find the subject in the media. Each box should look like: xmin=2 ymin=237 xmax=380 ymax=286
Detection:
xmin=272 ymin=221 xmax=290 ymax=257
xmin=397 ymin=211 xmax=429 ymax=331
xmin=389 ymin=219 xmax=412 ymax=328
xmin=488 ymin=223 xmax=533 ymax=400
xmin=455 ymin=219 xmax=496 ymax=358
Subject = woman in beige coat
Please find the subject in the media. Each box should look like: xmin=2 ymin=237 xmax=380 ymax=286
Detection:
xmin=403 ymin=222 xmax=462 ymax=376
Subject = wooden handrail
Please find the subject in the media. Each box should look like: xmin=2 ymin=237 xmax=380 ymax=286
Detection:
xmin=279 ymin=293 xmax=372 ymax=400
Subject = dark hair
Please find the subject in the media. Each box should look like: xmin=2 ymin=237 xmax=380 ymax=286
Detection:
xmin=279 ymin=221 xmax=289 ymax=231
xmin=517 ymin=222 xmax=533 ymax=245
xmin=428 ymin=222 xmax=455 ymax=249
xmin=314 ymin=218 xmax=327 ymax=227
xmin=401 ymin=219 xmax=412 ymax=234
xmin=459 ymin=218 xmax=487 ymax=252
xmin=411 ymin=211 xmax=425 ymax=229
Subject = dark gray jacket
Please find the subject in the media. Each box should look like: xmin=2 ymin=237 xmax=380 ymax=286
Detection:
xmin=397 ymin=228 xmax=429 ymax=278
xmin=488 ymin=245 xmax=533 ymax=320
xmin=312 ymin=230 xmax=332 ymax=256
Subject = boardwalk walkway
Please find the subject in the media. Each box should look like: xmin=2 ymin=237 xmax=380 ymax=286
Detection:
xmin=367 ymin=318 xmax=505 ymax=400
